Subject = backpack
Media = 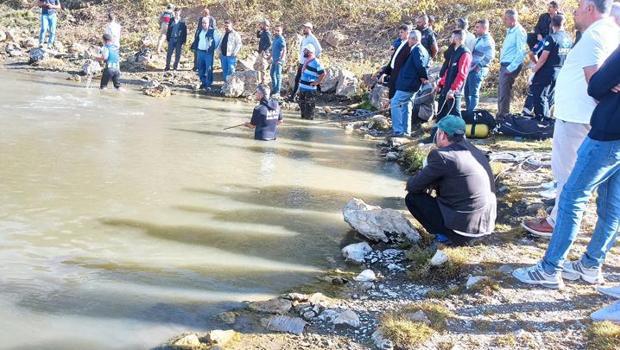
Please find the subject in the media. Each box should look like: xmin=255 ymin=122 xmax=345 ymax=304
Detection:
xmin=462 ymin=109 xmax=497 ymax=139
xmin=413 ymin=83 xmax=435 ymax=121
xmin=496 ymin=114 xmax=555 ymax=140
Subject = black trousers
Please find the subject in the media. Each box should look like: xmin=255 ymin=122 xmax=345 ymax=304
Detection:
xmin=100 ymin=68 xmax=121 ymax=89
xmin=523 ymin=75 xmax=556 ymax=118
xmin=405 ymin=192 xmax=472 ymax=246
xmin=299 ymin=90 xmax=317 ymax=120
xmin=165 ymin=40 xmax=183 ymax=70
xmin=289 ymin=63 xmax=303 ymax=99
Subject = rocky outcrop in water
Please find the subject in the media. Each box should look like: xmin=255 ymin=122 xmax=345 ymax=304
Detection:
xmin=343 ymin=198 xmax=421 ymax=243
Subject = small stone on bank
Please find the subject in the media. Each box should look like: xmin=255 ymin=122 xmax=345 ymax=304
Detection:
xmin=263 ymin=315 xmax=307 ymax=335
xmin=341 ymin=241 xmax=373 ymax=264
xmin=354 ymin=269 xmax=377 ymax=282
xmin=430 ymin=250 xmax=449 ymax=266
xmin=466 ymin=275 xmax=489 ymax=290
xmin=333 ymin=309 xmax=361 ymax=328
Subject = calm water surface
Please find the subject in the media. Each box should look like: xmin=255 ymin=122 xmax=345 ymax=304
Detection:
xmin=0 ymin=70 xmax=406 ymax=349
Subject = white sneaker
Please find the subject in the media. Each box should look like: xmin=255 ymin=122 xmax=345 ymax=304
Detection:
xmin=512 ymin=263 xmax=565 ymax=289
xmin=562 ymin=260 xmax=605 ymax=284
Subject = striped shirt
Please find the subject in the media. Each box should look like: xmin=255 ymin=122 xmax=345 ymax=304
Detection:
xmin=299 ymin=58 xmax=325 ymax=92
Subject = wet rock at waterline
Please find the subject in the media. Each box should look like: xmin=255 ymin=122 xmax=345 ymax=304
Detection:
xmin=354 ymin=269 xmax=377 ymax=282
xmin=222 ymin=70 xmax=258 ymax=98
xmin=343 ymin=198 xmax=421 ymax=243
xmin=368 ymin=115 xmax=390 ymax=131
xmin=143 ymin=81 xmax=171 ymax=98
xmin=262 ymin=315 xmax=307 ymax=335
xmin=341 ymin=241 xmax=373 ymax=264
xmin=247 ymin=297 xmax=293 ymax=314
xmin=28 ymin=47 xmax=46 ymax=64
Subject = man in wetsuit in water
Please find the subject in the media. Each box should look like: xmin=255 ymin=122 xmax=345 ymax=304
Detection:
xmin=245 ymin=84 xmax=283 ymax=141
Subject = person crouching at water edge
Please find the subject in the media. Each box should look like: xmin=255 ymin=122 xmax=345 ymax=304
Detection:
xmin=405 ymin=115 xmax=497 ymax=246
xmin=245 ymin=84 xmax=283 ymax=141
xmin=96 ymin=34 xmax=122 ymax=90
xmin=297 ymin=44 xmax=326 ymax=120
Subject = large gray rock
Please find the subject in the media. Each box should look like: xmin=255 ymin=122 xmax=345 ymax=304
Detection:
xmin=170 ymin=333 xmax=202 ymax=348
xmin=335 ymin=69 xmax=359 ymax=98
xmin=248 ymin=297 xmax=292 ymax=314
xmin=320 ymin=66 xmax=341 ymax=93
xmin=343 ymin=198 xmax=421 ymax=243
xmin=370 ymin=84 xmax=390 ymax=110
xmin=367 ymin=115 xmax=390 ymax=131
xmin=263 ymin=315 xmax=307 ymax=335
xmin=341 ymin=242 xmax=372 ymax=264
xmin=29 ymin=48 xmax=46 ymax=64
xmin=354 ymin=269 xmax=377 ymax=282
xmin=205 ymin=329 xmax=236 ymax=346
xmin=238 ymin=51 xmax=258 ymax=71
xmin=333 ymin=310 xmax=361 ymax=328
xmin=222 ymin=70 xmax=258 ymax=98
xmin=323 ymin=30 xmax=347 ymax=48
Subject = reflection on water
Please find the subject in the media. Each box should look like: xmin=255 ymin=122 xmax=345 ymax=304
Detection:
xmin=0 ymin=70 xmax=406 ymax=349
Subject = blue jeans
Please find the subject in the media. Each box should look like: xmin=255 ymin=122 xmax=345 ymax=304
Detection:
xmin=390 ymin=90 xmax=415 ymax=135
xmin=39 ymin=13 xmax=57 ymax=46
xmin=270 ymin=62 xmax=283 ymax=94
xmin=197 ymin=50 xmax=214 ymax=88
xmin=542 ymin=137 xmax=620 ymax=274
xmin=464 ymin=67 xmax=488 ymax=113
xmin=220 ymin=55 xmax=237 ymax=82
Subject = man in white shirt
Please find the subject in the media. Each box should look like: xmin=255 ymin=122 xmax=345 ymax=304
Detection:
xmin=522 ymin=0 xmax=620 ymax=238
xmin=288 ymin=22 xmax=322 ymax=101
xmin=104 ymin=12 xmax=121 ymax=48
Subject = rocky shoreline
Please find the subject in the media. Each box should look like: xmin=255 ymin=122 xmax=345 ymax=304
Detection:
xmin=3 ymin=23 xmax=619 ymax=350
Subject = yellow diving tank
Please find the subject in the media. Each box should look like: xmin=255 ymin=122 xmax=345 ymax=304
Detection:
xmin=466 ymin=123 xmax=490 ymax=139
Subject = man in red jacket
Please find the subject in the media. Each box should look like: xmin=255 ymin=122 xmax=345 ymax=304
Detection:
xmin=435 ymin=30 xmax=472 ymax=120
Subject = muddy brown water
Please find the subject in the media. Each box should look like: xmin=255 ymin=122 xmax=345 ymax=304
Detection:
xmin=0 ymin=70 xmax=406 ymax=349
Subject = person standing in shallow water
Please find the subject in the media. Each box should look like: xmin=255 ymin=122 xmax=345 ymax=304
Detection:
xmin=96 ymin=34 xmax=122 ymax=90
xmin=297 ymin=44 xmax=326 ymax=120
xmin=245 ymin=84 xmax=283 ymax=141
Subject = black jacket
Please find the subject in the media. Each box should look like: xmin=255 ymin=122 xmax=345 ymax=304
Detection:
xmin=587 ymin=45 xmax=620 ymax=141
xmin=406 ymin=140 xmax=497 ymax=236
xmin=256 ymin=29 xmax=272 ymax=53
xmin=381 ymin=42 xmax=411 ymax=98
xmin=166 ymin=20 xmax=187 ymax=44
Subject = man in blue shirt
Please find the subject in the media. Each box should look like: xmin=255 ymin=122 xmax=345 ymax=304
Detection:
xmin=297 ymin=44 xmax=326 ymax=120
xmin=498 ymin=9 xmax=527 ymax=118
xmin=522 ymin=15 xmax=572 ymax=118
xmin=96 ymin=34 xmax=121 ymax=90
xmin=245 ymin=85 xmax=283 ymax=141
xmin=464 ymin=19 xmax=495 ymax=113
xmin=270 ymin=25 xmax=287 ymax=98
xmin=38 ymin=0 xmax=61 ymax=49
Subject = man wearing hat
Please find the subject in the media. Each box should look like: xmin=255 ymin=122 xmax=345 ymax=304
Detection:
xmin=405 ymin=115 xmax=497 ymax=245
xmin=255 ymin=19 xmax=272 ymax=84
xmin=297 ymin=44 xmax=326 ymax=119
xmin=289 ymin=22 xmax=322 ymax=101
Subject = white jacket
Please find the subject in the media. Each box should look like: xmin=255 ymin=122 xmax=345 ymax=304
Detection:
xmin=217 ymin=30 xmax=242 ymax=57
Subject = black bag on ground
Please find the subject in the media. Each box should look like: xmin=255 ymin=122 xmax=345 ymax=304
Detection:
xmin=496 ymin=114 xmax=555 ymax=140
xmin=412 ymin=83 xmax=435 ymax=121
xmin=461 ymin=109 xmax=497 ymax=139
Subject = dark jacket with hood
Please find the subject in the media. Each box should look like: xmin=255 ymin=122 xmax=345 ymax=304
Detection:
xmin=251 ymin=98 xmax=282 ymax=140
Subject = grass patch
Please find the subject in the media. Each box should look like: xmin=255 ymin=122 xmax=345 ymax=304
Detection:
xmin=379 ymin=302 xmax=454 ymax=348
xmin=467 ymin=277 xmax=501 ymax=296
xmin=402 ymin=144 xmax=429 ymax=174
xmin=426 ymin=286 xmax=462 ymax=299
xmin=406 ymin=246 xmax=468 ymax=283
xmin=494 ymin=334 xmax=517 ymax=347
xmin=587 ymin=321 xmax=620 ymax=350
